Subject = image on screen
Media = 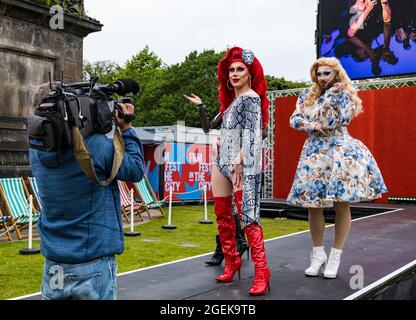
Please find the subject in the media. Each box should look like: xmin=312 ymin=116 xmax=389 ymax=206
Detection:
xmin=318 ymin=0 xmax=416 ymax=80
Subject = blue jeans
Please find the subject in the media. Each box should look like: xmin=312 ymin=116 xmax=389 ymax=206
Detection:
xmin=41 ymin=256 xmax=118 ymax=300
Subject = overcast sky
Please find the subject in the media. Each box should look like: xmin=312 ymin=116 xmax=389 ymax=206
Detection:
xmin=83 ymin=0 xmax=318 ymax=82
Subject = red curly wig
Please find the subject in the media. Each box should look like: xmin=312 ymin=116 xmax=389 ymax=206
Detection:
xmin=217 ymin=47 xmax=269 ymax=128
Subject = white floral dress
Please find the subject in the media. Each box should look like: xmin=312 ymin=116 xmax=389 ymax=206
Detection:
xmin=287 ymin=88 xmax=387 ymax=208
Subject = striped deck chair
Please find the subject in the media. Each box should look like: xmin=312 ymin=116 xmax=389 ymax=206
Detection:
xmin=117 ymin=180 xmax=144 ymax=223
xmin=0 ymin=178 xmax=40 ymax=240
xmin=133 ymin=175 xmax=165 ymax=219
xmin=0 ymin=209 xmax=12 ymax=241
xmin=27 ymin=177 xmax=42 ymax=212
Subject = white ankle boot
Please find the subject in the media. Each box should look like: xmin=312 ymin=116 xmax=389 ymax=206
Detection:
xmin=305 ymin=247 xmax=327 ymax=277
xmin=323 ymin=248 xmax=342 ymax=279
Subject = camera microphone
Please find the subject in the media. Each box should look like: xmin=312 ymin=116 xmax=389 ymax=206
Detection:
xmin=111 ymin=79 xmax=140 ymax=96
xmin=99 ymin=78 xmax=140 ymax=96
xmin=62 ymin=78 xmax=140 ymax=96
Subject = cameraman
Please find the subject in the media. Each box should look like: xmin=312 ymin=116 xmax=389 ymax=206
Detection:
xmin=29 ymin=82 xmax=145 ymax=300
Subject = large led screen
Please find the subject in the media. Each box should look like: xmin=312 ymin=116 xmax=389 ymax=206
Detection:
xmin=318 ymin=0 xmax=416 ymax=79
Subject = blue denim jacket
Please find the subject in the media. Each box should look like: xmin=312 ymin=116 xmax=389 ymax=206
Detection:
xmin=30 ymin=128 xmax=144 ymax=264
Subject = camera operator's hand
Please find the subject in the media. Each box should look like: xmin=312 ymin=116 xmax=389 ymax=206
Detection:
xmin=115 ymin=103 xmax=135 ymax=131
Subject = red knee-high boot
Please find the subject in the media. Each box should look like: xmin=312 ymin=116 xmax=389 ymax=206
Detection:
xmin=214 ymin=196 xmax=242 ymax=283
xmin=245 ymin=223 xmax=271 ymax=295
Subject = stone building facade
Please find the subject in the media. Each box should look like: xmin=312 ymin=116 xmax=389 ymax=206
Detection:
xmin=0 ymin=0 xmax=102 ymax=177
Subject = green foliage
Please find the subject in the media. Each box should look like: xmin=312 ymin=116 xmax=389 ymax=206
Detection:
xmin=266 ymin=75 xmax=308 ymax=91
xmin=83 ymin=47 xmax=306 ymax=127
xmin=40 ymin=0 xmax=64 ymax=7
xmin=37 ymin=0 xmax=86 ymax=18
xmin=137 ymin=49 xmax=224 ymax=127
xmin=115 ymin=46 xmax=168 ymax=126
xmin=83 ymin=60 xmax=120 ymax=83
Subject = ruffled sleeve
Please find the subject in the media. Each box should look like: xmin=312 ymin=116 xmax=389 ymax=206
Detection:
xmin=289 ymin=88 xmax=315 ymax=132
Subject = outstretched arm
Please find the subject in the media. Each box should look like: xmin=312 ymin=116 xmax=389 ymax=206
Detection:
xmin=184 ymin=93 xmax=223 ymax=133
xmin=198 ymin=105 xmax=222 ymax=133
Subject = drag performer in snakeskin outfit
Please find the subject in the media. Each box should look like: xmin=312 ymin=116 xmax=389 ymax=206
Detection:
xmin=196 ymin=95 xmax=269 ymax=267
xmin=184 ymin=47 xmax=270 ymax=296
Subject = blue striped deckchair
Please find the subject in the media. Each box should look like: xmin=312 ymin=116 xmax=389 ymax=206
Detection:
xmin=134 ymin=175 xmax=165 ymax=219
xmin=27 ymin=177 xmax=42 ymax=211
xmin=0 ymin=178 xmax=40 ymax=240
xmin=0 ymin=209 xmax=12 ymax=241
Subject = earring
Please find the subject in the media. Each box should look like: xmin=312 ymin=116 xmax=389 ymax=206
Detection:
xmin=227 ymin=79 xmax=234 ymax=90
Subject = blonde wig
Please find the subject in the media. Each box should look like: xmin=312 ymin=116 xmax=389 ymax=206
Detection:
xmin=305 ymin=57 xmax=363 ymax=118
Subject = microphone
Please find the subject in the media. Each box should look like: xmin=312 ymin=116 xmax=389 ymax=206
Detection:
xmin=98 ymin=79 xmax=140 ymax=96
xmin=62 ymin=79 xmax=140 ymax=96
xmin=112 ymin=78 xmax=140 ymax=96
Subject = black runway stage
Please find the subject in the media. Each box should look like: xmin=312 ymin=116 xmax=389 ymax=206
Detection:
xmin=19 ymin=203 xmax=416 ymax=300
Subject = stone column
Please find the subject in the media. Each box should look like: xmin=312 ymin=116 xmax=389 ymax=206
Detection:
xmin=0 ymin=0 xmax=102 ymax=177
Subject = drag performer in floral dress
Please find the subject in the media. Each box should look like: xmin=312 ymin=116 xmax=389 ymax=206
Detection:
xmin=287 ymin=57 xmax=387 ymax=279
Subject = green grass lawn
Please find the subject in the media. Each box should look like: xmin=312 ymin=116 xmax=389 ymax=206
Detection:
xmin=0 ymin=204 xmax=309 ymax=300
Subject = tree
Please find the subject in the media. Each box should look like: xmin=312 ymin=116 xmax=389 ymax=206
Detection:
xmin=149 ymin=49 xmax=224 ymax=127
xmin=122 ymin=48 xmax=223 ymax=127
xmin=83 ymin=60 xmax=120 ymax=83
xmin=266 ymin=75 xmax=308 ymax=91
xmin=83 ymin=47 xmax=307 ymax=127
xmin=116 ymin=46 xmax=168 ymax=127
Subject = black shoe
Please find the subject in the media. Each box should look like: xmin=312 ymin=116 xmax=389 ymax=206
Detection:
xmin=371 ymin=61 xmax=382 ymax=76
xmin=236 ymin=230 xmax=250 ymax=259
xmin=206 ymin=235 xmax=224 ymax=266
xmin=233 ymin=212 xmax=249 ymax=259
xmin=371 ymin=48 xmax=382 ymax=76
xmin=382 ymin=48 xmax=399 ymax=65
